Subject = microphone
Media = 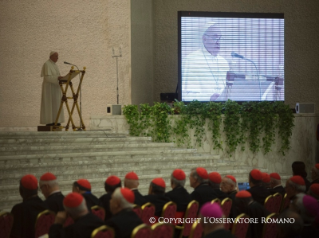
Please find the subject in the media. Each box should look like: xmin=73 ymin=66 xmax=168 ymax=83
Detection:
xmin=64 ymin=61 xmax=74 ymax=65
xmin=231 ymin=52 xmax=245 ymax=59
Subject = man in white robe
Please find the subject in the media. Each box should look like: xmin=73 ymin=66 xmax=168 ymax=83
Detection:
xmin=40 ymin=52 xmax=65 ymax=126
xmin=182 ymin=23 xmax=230 ymax=102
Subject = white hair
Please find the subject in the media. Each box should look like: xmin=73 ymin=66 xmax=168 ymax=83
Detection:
xmin=171 ymin=174 xmax=186 ymax=187
xmin=225 ymin=177 xmax=236 ymax=188
xmin=113 ymin=188 xmax=134 ymax=209
xmin=64 ymin=199 xmax=87 ymax=217
xmin=288 ymin=180 xmax=306 ymax=193
xmin=39 ymin=179 xmax=58 ymax=187
xmin=191 ymin=168 xmax=208 ymax=184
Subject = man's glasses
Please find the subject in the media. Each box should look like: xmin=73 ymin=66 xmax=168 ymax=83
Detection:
xmin=204 ymin=34 xmax=222 ymax=43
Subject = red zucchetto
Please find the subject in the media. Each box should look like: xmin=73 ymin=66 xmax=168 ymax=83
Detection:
xmin=40 ymin=172 xmax=57 ymax=181
xmin=196 ymin=167 xmax=208 ymax=179
xmin=250 ymin=169 xmax=262 ymax=181
xmin=262 ymin=173 xmax=270 ymax=183
xmin=125 ymin=172 xmax=139 ymax=180
xmin=236 ymin=191 xmax=252 ymax=198
xmin=289 ymin=175 xmax=305 ymax=185
xmin=152 ymin=178 xmax=166 ymax=188
xmin=120 ymin=188 xmax=135 ymax=203
xmin=21 ymin=174 xmax=38 ymax=190
xmin=173 ymin=169 xmax=186 ymax=180
xmin=208 ymin=172 xmax=222 ymax=184
xmin=105 ymin=175 xmax=121 ymax=186
xmin=226 ymin=175 xmax=237 ymax=183
xmin=63 ymin=192 xmax=84 ymax=208
xmin=76 ymin=179 xmax=91 ymax=190
xmin=269 ymin=173 xmax=281 ymax=180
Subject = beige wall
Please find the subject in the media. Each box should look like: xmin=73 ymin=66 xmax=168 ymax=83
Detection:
xmin=131 ymin=0 xmax=154 ymax=105
xmin=0 ymin=0 xmax=131 ymax=127
xmin=1 ymin=0 xmax=319 ymax=127
xmin=152 ymin=0 xmax=319 ymax=111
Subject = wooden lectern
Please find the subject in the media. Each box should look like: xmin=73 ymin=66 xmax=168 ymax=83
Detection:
xmin=54 ymin=66 xmax=86 ymax=131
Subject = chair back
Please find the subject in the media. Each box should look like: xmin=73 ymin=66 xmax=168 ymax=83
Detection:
xmin=262 ymin=213 xmax=278 ymax=238
xmin=161 ymin=201 xmax=177 ymax=221
xmin=231 ymin=213 xmax=250 ymax=238
xmin=221 ymin=198 xmax=232 ymax=218
xmin=133 ymin=205 xmax=142 ymax=219
xmin=272 ymin=193 xmax=283 ymax=213
xmin=91 ymin=206 xmax=106 ymax=220
xmin=211 ymin=198 xmax=221 ymax=205
xmin=189 ymin=220 xmax=203 ymax=238
xmin=91 ymin=225 xmax=114 ymax=238
xmin=34 ymin=210 xmax=55 ymax=238
xmin=141 ymin=203 xmax=156 ymax=225
xmin=151 ymin=223 xmax=174 ymax=238
xmin=0 ymin=211 xmax=13 ymax=238
xmin=180 ymin=200 xmax=199 ymax=237
xmin=280 ymin=193 xmax=290 ymax=213
xmin=264 ymin=195 xmax=275 ymax=213
xmin=131 ymin=224 xmax=152 ymax=238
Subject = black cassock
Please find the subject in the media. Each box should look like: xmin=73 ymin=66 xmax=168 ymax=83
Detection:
xmin=10 ymin=196 xmax=48 ymax=238
xmin=99 ymin=193 xmax=112 ymax=221
xmin=203 ymin=228 xmax=236 ymax=238
xmin=190 ymin=183 xmax=218 ymax=209
xmin=105 ymin=208 xmax=143 ymax=238
xmin=144 ymin=194 xmax=171 ymax=217
xmin=244 ymin=201 xmax=270 ymax=238
xmin=269 ymin=185 xmax=285 ymax=196
xmin=165 ymin=186 xmax=191 ymax=212
xmin=82 ymin=192 xmax=102 ymax=210
xmin=247 ymin=185 xmax=271 ymax=205
xmin=44 ymin=191 xmax=65 ymax=213
xmin=49 ymin=212 xmax=105 ymax=238
xmin=132 ymin=189 xmax=148 ymax=206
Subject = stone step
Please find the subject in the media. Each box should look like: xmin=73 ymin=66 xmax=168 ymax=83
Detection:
xmin=0 ymin=142 xmax=176 ymax=155
xmin=0 ymin=136 xmax=152 ymax=145
xmin=0 ymin=131 xmax=126 ymax=138
xmin=0 ymin=149 xmax=199 ymax=163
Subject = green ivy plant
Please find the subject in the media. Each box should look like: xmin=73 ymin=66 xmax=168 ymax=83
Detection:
xmin=122 ymin=100 xmax=294 ymax=156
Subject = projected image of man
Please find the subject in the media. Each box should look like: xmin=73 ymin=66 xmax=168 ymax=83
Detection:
xmin=182 ymin=23 xmax=229 ymax=101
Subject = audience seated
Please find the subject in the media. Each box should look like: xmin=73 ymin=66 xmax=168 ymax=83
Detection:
xmin=199 ymin=202 xmax=236 ymax=238
xmin=144 ymin=178 xmax=171 ymax=217
xmin=220 ymin=175 xmax=237 ymax=218
xmin=124 ymin=171 xmax=147 ymax=206
xmin=290 ymin=193 xmax=319 ymax=238
xmin=208 ymin=172 xmax=227 ymax=200
xmin=308 ymin=184 xmax=319 ymax=200
xmin=277 ymin=209 xmax=304 ymax=238
xmin=72 ymin=179 xmax=101 ymax=210
xmin=189 ymin=167 xmax=218 ymax=209
xmin=165 ymin=169 xmax=191 ymax=217
xmin=269 ymin=172 xmax=285 ymax=195
xmin=39 ymin=172 xmax=65 ymax=213
xmin=247 ymin=169 xmax=271 ymax=205
xmin=292 ymin=161 xmax=311 ymax=192
xmin=235 ymin=190 xmax=269 ymax=238
xmin=10 ymin=174 xmax=48 ymax=238
xmin=285 ymin=175 xmax=306 ymax=201
xmin=49 ymin=192 xmax=104 ymax=238
xmin=99 ymin=175 xmax=122 ymax=221
xmin=261 ymin=172 xmax=271 ymax=189
xmin=106 ymin=188 xmax=143 ymax=238
xmin=311 ymin=163 xmax=319 ymax=185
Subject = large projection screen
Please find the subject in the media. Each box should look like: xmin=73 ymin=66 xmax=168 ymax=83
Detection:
xmin=179 ymin=12 xmax=285 ymax=102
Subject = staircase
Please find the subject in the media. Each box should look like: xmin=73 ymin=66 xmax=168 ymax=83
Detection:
xmin=0 ymin=130 xmax=253 ymax=211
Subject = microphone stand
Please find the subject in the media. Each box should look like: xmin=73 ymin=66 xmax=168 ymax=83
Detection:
xmin=112 ymin=47 xmax=122 ymax=104
xmin=243 ymin=58 xmax=261 ymax=101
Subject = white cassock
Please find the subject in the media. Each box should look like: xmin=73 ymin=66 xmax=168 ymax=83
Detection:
xmin=40 ymin=59 xmax=65 ymax=124
xmin=182 ymin=47 xmax=230 ymax=101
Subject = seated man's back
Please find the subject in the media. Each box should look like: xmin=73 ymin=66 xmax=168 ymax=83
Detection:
xmin=10 ymin=174 xmax=48 ymax=238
